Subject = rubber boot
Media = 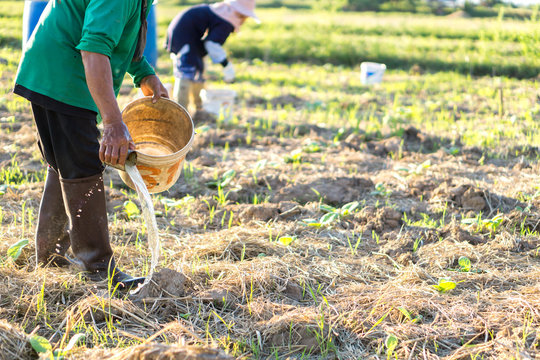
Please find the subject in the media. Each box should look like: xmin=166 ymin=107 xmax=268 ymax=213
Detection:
xmin=191 ymin=81 xmax=205 ymax=111
xmin=173 ymin=77 xmax=191 ymax=110
xmin=60 ymin=174 xmax=145 ymax=290
xmin=35 ymin=167 xmax=71 ymax=267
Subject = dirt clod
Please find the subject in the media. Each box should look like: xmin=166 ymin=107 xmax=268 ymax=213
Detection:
xmin=133 ymin=269 xmax=186 ymax=299
xmin=239 ymin=203 xmax=279 ymax=222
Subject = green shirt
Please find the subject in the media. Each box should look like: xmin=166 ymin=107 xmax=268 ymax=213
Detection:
xmin=15 ymin=0 xmax=155 ymax=113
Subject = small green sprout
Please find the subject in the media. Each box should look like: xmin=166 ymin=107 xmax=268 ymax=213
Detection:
xmin=7 ymin=239 xmax=29 ymax=260
xmin=395 ymin=160 xmax=431 ymax=177
xmin=445 ymin=146 xmax=460 ymax=156
xmin=123 ymin=200 xmax=140 ymax=219
xmin=302 ymin=141 xmax=321 ymax=153
xmin=303 ymin=202 xmax=361 ymax=228
xmin=385 ymin=334 xmax=398 ymax=359
xmin=462 ymin=213 xmax=503 ymax=233
xmin=432 ymin=278 xmax=461 ymax=293
xmin=206 ymin=169 xmax=236 ymax=188
xmin=371 ymin=183 xmax=392 ymax=197
xmin=458 ymin=256 xmax=472 ymax=272
xmin=278 ymin=236 xmax=297 ymax=246
xmin=29 ymin=335 xmax=52 ymax=354
xmin=284 ymin=149 xmax=303 ymax=164
xmin=397 ymin=306 xmax=422 ymax=324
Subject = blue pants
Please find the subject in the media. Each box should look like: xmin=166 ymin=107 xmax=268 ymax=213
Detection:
xmin=173 ymin=45 xmax=205 ymax=82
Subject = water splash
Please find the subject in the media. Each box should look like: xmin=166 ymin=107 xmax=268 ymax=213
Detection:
xmin=125 ymin=163 xmax=160 ymax=290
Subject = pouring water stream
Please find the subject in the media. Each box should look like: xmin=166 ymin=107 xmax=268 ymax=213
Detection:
xmin=125 ymin=163 xmax=161 ymax=291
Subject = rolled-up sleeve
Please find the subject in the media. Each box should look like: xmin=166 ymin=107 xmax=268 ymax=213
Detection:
xmin=127 ymin=57 xmax=156 ymax=87
xmin=75 ymin=0 xmax=130 ymax=57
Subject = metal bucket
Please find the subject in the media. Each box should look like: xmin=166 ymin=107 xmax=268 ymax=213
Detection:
xmin=117 ymin=97 xmax=194 ymax=193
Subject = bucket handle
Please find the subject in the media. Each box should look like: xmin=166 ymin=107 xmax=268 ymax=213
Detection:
xmin=104 ymin=150 xmax=137 ymax=171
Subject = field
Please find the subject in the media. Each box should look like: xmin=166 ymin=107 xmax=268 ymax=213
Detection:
xmin=1 ymin=1 xmax=540 ymax=359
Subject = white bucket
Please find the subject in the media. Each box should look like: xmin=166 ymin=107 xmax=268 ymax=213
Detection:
xmin=201 ymin=89 xmax=237 ymax=121
xmin=360 ymin=62 xmax=386 ymax=85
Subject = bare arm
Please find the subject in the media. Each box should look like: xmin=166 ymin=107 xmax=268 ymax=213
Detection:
xmin=81 ymin=50 xmax=134 ymax=167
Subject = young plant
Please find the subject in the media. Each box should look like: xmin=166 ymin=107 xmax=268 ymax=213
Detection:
xmin=122 ymin=200 xmax=140 ymax=220
xmin=397 ymin=306 xmax=422 ymax=324
xmin=303 ymin=201 xmax=360 ymax=228
xmin=371 ymin=183 xmax=392 ymax=198
xmin=385 ymin=334 xmax=398 ymax=360
xmin=278 ymin=235 xmax=297 ymax=246
xmin=251 ymin=159 xmax=267 ymax=183
xmin=7 ymin=239 xmax=29 ymax=260
xmin=458 ymin=256 xmax=472 ymax=272
xmin=462 ymin=213 xmax=504 ymax=234
xmin=395 ymin=159 xmax=431 ymax=178
xmin=284 ymin=148 xmax=303 ymax=164
xmin=346 ymin=232 xmax=362 ymax=255
xmin=206 ymin=169 xmax=236 ymax=189
xmin=432 ymin=278 xmax=463 ymax=294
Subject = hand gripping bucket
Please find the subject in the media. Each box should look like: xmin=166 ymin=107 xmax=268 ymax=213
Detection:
xmin=117 ymin=97 xmax=194 ymax=193
xmin=360 ymin=62 xmax=386 ymax=85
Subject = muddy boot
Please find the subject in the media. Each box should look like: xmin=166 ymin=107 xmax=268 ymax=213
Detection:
xmin=173 ymin=77 xmax=191 ymax=110
xmin=191 ymin=81 xmax=205 ymax=111
xmin=60 ymin=174 xmax=145 ymax=290
xmin=35 ymin=167 xmax=71 ymax=267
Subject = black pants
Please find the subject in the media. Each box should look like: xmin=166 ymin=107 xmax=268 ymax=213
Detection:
xmin=31 ymin=103 xmax=104 ymax=179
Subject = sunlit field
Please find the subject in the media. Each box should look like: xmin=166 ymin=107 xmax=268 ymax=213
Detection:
xmin=1 ymin=1 xmax=540 ymax=359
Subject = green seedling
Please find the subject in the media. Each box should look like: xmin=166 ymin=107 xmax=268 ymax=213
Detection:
xmin=304 ymin=201 xmax=360 ymax=228
xmin=371 ymin=183 xmax=392 ymax=197
xmin=385 ymin=334 xmax=398 ymax=359
xmin=161 ymin=195 xmax=195 ymax=209
xmin=29 ymin=335 xmax=52 ymax=355
xmin=284 ymin=148 xmax=303 ymax=164
xmin=122 ymin=200 xmax=140 ymax=220
xmin=462 ymin=213 xmax=503 ymax=233
xmin=302 ymin=141 xmax=322 ymax=153
xmin=412 ymin=236 xmax=424 ymax=252
xmin=347 ymin=233 xmax=362 ymax=256
xmin=214 ymin=183 xmax=231 ymax=206
xmin=320 ymin=212 xmax=340 ymax=226
xmin=251 ymin=159 xmax=267 ymax=183
xmin=340 ymin=201 xmax=360 ymax=216
xmin=397 ymin=306 xmax=422 ymax=324
xmin=444 ymin=146 xmax=460 ymax=156
xmin=206 ymin=169 xmax=236 ymax=189
xmin=7 ymin=239 xmax=29 ymax=260
xmin=432 ymin=278 xmax=463 ymax=293
xmin=395 ymin=160 xmax=431 ymax=177
xmin=333 ymin=127 xmax=346 ymax=143
xmin=278 ymin=235 xmax=297 ymax=246
xmin=458 ymin=256 xmax=471 ymax=272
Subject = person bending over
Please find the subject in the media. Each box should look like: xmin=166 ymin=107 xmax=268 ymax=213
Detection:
xmin=166 ymin=0 xmax=259 ymax=112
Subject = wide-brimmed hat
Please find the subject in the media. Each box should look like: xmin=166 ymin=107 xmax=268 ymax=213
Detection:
xmin=225 ymin=0 xmax=260 ymax=23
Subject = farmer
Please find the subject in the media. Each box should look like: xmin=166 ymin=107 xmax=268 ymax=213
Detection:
xmin=13 ymin=0 xmax=168 ymax=289
xmin=166 ymin=0 xmax=259 ymax=112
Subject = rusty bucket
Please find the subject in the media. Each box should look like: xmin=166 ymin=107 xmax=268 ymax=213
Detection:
xmin=118 ymin=97 xmax=194 ymax=193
